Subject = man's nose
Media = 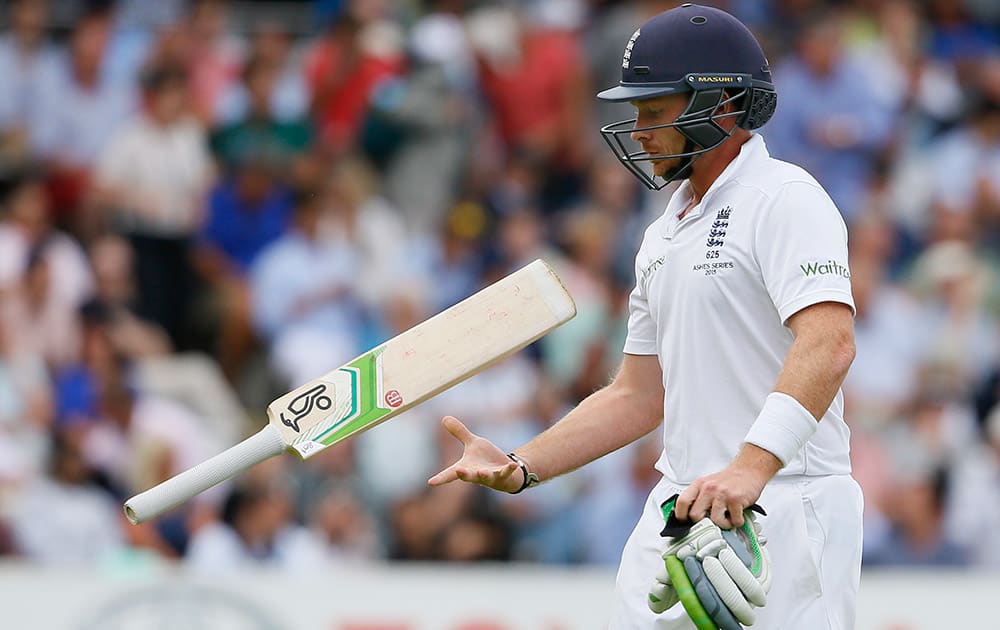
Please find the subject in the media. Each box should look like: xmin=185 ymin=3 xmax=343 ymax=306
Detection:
xmin=630 ymin=126 xmax=650 ymax=143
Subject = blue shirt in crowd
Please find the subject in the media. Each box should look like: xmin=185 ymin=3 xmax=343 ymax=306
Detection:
xmin=201 ymin=180 xmax=294 ymax=274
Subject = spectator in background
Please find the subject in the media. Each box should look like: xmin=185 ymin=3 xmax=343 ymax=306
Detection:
xmin=577 ymin=434 xmax=660 ymax=565
xmin=484 ymin=149 xmax=546 ymax=219
xmin=97 ymin=0 xmax=162 ymax=89
xmin=766 ymin=9 xmax=894 ymax=221
xmin=0 ymin=170 xmax=92 ymax=374
xmin=87 ymin=235 xmax=172 ymax=359
xmin=186 ymin=476 xmax=320 ymax=571
xmin=843 ymin=214 xmax=927 ymax=424
xmin=466 ymin=4 xmax=590 ymax=211
xmin=0 ymin=167 xmax=94 ymax=313
xmin=883 ymin=384 xmax=979 ymax=475
xmin=91 ymin=63 xmax=214 ymax=348
xmin=373 ymin=3 xmax=479 ymax=234
xmin=194 ymin=158 xmax=292 ymax=378
xmin=35 ymin=6 xmax=135 ymax=228
xmin=210 ymin=52 xmax=314 ymax=173
xmin=58 ymin=314 xmax=223 ymax=503
xmin=216 ymin=24 xmax=309 ymax=125
xmin=908 ymin=240 xmax=999 ymax=385
xmin=925 ymin=0 xmax=1000 ymax=71
xmin=851 ymin=0 xmax=964 ymax=150
xmin=489 ymin=206 xmax=563 ymax=279
xmin=563 ymin=156 xmax=646 ymax=279
xmin=304 ymin=483 xmax=382 ymax=563
xmin=303 ymin=6 xmax=403 ymax=152
xmin=184 ymin=0 xmax=245 ymax=125
xmin=586 ymin=0 xmax=664 ymax=131
xmin=250 ymin=186 xmax=365 ymax=386
xmin=0 ymin=291 xmax=51 ymax=487
xmin=388 ymin=482 xmax=511 ymax=562
xmin=864 ymin=464 xmax=969 ymax=567
xmin=319 ymin=155 xmax=407 ymax=314
xmin=946 ymin=405 xmax=1000 ymax=569
xmin=542 ymin=209 xmax=618 ymax=400
xmin=87 ymin=236 xmax=249 ymax=455
xmin=405 ymin=200 xmax=487 ymax=313
xmin=0 ymin=243 xmax=81 ymax=369
xmin=8 ymin=431 xmax=125 ymax=566
xmin=0 ymin=0 xmax=61 ymax=166
xmin=922 ymin=72 xmax=1000 ymax=240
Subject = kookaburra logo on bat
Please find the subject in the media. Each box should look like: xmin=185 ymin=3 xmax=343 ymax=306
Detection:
xmin=281 ymin=384 xmax=333 ymax=432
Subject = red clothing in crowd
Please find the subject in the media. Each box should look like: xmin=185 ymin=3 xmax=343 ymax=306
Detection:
xmin=304 ymin=38 xmax=403 ymax=151
xmin=478 ymin=29 xmax=587 ymax=160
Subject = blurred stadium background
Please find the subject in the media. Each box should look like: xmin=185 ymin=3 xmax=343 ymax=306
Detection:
xmin=0 ymin=0 xmax=998 ymax=628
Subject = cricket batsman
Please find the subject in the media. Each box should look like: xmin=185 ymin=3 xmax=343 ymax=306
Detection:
xmin=429 ymin=4 xmax=863 ymax=629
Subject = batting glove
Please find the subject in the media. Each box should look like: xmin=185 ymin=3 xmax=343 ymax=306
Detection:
xmin=648 ymin=495 xmax=771 ymax=630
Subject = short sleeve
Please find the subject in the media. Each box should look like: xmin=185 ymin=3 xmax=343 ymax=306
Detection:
xmin=623 ymin=253 xmax=659 ymax=355
xmin=754 ymin=181 xmax=855 ymax=325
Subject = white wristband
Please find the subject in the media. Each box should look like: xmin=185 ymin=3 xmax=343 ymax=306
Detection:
xmin=744 ymin=392 xmax=818 ymax=466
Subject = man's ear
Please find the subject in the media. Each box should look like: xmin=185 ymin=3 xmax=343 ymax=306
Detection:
xmin=718 ymin=90 xmax=742 ymax=130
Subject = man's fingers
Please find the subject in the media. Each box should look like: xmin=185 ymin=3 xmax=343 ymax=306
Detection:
xmin=441 ymin=416 xmax=476 ymax=445
xmin=674 ymin=482 xmax=700 ymax=521
xmin=434 ymin=462 xmax=518 ymax=489
xmin=497 ymin=461 xmax=518 ymax=481
xmin=427 ymin=466 xmax=459 ymax=486
xmin=710 ymin=495 xmax=731 ymax=528
xmin=728 ymin=499 xmax=746 ymax=528
xmin=689 ymin=488 xmax=715 ymax=523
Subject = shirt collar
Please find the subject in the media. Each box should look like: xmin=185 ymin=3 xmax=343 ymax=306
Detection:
xmin=660 ymin=133 xmax=768 ymax=239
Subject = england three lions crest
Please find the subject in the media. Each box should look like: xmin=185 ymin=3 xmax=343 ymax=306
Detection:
xmin=706 ymin=205 xmax=733 ymax=249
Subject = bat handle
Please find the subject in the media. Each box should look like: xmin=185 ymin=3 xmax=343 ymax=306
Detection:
xmin=123 ymin=425 xmax=286 ymax=525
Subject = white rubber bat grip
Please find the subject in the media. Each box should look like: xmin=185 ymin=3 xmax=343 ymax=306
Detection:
xmin=123 ymin=425 xmax=286 ymax=525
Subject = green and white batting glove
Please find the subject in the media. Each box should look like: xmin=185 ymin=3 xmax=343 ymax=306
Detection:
xmin=647 ymin=495 xmax=771 ymax=630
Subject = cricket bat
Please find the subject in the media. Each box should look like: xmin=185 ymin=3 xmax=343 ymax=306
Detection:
xmin=123 ymin=259 xmax=576 ymax=524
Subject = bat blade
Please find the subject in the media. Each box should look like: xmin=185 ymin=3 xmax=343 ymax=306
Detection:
xmin=123 ymin=259 xmax=575 ymax=524
xmin=270 ymin=258 xmax=576 ymax=458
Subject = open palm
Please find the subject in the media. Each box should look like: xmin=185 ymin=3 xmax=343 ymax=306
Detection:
xmin=427 ymin=416 xmax=524 ymax=493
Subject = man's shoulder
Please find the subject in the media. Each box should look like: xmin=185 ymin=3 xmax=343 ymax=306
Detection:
xmin=734 ymin=152 xmax=826 ymax=200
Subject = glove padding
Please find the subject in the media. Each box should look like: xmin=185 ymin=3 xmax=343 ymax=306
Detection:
xmin=647 ymin=495 xmax=771 ymax=630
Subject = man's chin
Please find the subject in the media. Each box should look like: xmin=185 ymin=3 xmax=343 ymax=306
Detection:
xmin=654 ymin=162 xmax=690 ymax=182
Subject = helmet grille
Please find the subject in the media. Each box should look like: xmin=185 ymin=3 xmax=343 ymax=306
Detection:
xmin=745 ymin=89 xmax=777 ymax=129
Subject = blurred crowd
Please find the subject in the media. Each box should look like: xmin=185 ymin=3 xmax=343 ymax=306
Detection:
xmin=0 ymin=0 xmax=998 ymax=573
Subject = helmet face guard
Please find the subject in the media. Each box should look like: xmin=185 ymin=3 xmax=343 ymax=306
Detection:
xmin=599 ymin=75 xmax=777 ymax=190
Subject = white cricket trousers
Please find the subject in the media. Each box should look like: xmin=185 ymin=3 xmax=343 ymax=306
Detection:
xmin=609 ymin=474 xmax=863 ymax=630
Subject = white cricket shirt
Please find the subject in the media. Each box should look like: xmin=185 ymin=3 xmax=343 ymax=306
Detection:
xmin=625 ymin=134 xmax=854 ymax=483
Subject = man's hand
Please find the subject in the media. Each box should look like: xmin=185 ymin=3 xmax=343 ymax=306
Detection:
xmin=673 ymin=445 xmax=781 ymax=528
xmin=427 ymin=416 xmax=524 ymax=493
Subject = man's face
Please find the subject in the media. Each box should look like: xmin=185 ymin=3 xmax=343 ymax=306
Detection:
xmin=629 ymin=94 xmax=691 ymax=180
xmin=12 ymin=0 xmax=48 ymax=42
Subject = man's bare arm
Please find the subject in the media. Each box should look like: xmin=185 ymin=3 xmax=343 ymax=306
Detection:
xmin=774 ymin=301 xmax=856 ymax=419
xmin=676 ymin=301 xmax=856 ymax=526
xmin=517 ymin=352 xmax=665 ymax=482
xmin=429 ymin=353 xmax=665 ymax=492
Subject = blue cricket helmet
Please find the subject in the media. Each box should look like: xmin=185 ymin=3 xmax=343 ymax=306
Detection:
xmin=597 ymin=4 xmax=777 ymax=189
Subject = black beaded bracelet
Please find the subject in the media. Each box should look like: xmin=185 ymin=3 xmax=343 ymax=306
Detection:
xmin=507 ymin=452 xmax=540 ymax=494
